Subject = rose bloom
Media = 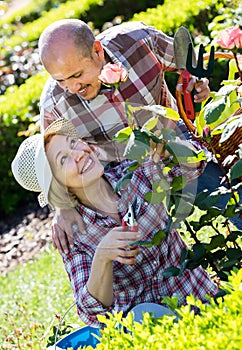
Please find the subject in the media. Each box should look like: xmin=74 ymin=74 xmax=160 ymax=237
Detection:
xmin=217 ymin=26 xmax=242 ymax=50
xmin=98 ymin=62 xmax=128 ymax=85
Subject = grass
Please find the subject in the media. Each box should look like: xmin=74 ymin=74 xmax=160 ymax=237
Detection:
xmin=0 ymin=245 xmax=82 ymax=349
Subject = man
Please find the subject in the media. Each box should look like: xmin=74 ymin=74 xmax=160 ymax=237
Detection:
xmin=38 ymin=19 xmax=211 ymax=253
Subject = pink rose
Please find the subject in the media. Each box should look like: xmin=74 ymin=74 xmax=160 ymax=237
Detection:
xmin=98 ymin=62 xmax=128 ymax=86
xmin=203 ymin=125 xmax=211 ymax=140
xmin=217 ymin=26 xmax=242 ymax=50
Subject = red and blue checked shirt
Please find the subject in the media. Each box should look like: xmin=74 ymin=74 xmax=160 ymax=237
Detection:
xmin=40 ymin=21 xmax=179 ymax=162
xmin=62 ymin=156 xmax=218 ymax=327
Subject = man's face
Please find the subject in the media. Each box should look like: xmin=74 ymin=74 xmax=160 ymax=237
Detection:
xmin=44 ymin=41 xmax=104 ymax=100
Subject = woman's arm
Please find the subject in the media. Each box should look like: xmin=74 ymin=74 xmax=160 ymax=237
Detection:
xmin=87 ymin=227 xmax=141 ymax=307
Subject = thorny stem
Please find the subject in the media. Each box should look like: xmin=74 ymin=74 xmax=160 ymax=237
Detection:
xmin=233 ymin=52 xmax=242 ymax=81
xmin=184 ymin=219 xmax=200 ymax=244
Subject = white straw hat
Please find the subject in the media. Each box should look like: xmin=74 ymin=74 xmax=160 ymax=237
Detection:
xmin=11 ymin=119 xmax=78 ymax=208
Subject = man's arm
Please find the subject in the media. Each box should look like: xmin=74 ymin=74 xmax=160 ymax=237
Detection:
xmin=52 ymin=207 xmax=87 ymax=254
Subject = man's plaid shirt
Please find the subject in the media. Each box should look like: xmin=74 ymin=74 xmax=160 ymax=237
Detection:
xmin=40 ymin=21 xmax=179 ymax=162
xmin=62 ymin=157 xmax=218 ymax=327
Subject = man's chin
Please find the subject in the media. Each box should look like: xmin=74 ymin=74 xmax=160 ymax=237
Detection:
xmin=78 ymin=90 xmax=99 ymax=101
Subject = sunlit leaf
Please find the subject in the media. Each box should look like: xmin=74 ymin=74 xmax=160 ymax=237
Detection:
xmin=114 ymin=127 xmax=132 ymax=143
xmin=204 ymin=97 xmax=226 ymax=124
xmin=142 ymin=115 xmax=159 ymax=131
xmin=220 ymin=116 xmax=242 ymax=143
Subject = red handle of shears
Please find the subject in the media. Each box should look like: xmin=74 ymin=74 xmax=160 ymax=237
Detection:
xmin=122 ymin=219 xmax=138 ymax=232
xmin=182 ymin=70 xmax=195 ymax=121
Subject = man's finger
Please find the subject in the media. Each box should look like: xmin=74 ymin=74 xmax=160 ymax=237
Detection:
xmin=52 ymin=225 xmax=70 ymax=254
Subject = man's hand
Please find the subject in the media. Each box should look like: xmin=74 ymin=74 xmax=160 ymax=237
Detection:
xmin=176 ymin=76 xmax=210 ymax=103
xmin=52 ymin=207 xmax=86 ymax=254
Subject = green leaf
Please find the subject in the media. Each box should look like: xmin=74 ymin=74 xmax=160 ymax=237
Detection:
xmin=230 ymin=158 xmax=242 ymax=181
xmin=191 ymin=243 xmax=206 ymax=261
xmin=142 ymin=115 xmax=159 ymax=131
xmin=226 ymin=248 xmax=242 ymax=260
xmin=206 ymin=234 xmax=226 ymax=251
xmin=140 ymin=104 xmax=167 ymax=116
xmin=153 ymin=178 xmax=170 ymax=192
xmin=220 ymin=116 xmax=242 ymax=143
xmin=194 ymin=189 xmax=221 ymax=210
xmin=225 ymin=231 xmax=242 ymax=243
xmin=215 ymin=84 xmax=237 ymax=97
xmin=124 ymin=129 xmax=150 ymax=162
xmin=166 ymin=142 xmax=206 ymax=163
xmin=114 ymin=172 xmax=133 ymax=192
xmin=204 ymin=97 xmax=226 ymax=124
xmin=162 ymin=266 xmax=180 ymax=278
xmin=114 ymin=127 xmax=132 ymax=143
xmin=152 ymin=230 xmax=167 ymax=245
xmin=130 ymin=230 xmax=166 ymax=247
xmin=164 ymin=107 xmax=180 ymax=121
xmin=144 ymin=191 xmax=165 ymax=204
xmin=123 ymin=160 xmax=140 ymax=172
xmin=180 ymin=248 xmax=188 ymax=264
xmin=162 ymin=128 xmax=176 ymax=141
xmin=171 ymin=175 xmax=187 ymax=191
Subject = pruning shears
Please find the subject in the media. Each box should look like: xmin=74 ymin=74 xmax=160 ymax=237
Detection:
xmin=122 ymin=200 xmax=139 ymax=232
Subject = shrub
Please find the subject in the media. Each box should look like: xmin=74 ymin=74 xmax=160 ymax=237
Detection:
xmin=84 ymin=269 xmax=242 ymax=350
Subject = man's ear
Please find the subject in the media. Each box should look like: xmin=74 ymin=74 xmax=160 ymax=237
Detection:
xmin=93 ymin=40 xmax=104 ymax=61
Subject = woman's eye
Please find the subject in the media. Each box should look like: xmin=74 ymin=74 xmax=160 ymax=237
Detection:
xmin=60 ymin=155 xmax=67 ymax=165
xmin=70 ymin=139 xmax=76 ymax=148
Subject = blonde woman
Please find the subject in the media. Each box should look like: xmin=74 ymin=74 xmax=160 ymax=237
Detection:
xmin=12 ymin=119 xmax=218 ymax=328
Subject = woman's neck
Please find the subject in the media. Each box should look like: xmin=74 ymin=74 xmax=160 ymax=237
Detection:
xmin=73 ymin=177 xmax=120 ymax=222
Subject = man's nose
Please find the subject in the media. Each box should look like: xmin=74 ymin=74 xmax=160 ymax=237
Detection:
xmin=66 ymin=78 xmax=82 ymax=94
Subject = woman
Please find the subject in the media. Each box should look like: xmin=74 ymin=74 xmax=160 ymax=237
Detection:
xmin=11 ymin=119 xmax=218 ymax=328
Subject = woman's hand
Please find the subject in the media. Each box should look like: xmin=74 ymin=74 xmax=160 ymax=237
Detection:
xmin=96 ymin=226 xmax=141 ymax=265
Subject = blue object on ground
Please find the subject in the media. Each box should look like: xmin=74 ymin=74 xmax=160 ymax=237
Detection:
xmin=55 ymin=326 xmax=101 ymax=350
xmin=130 ymin=302 xmax=178 ymax=323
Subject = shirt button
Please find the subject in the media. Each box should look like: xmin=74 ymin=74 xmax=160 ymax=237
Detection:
xmin=154 ymin=277 xmax=157 ymax=281
xmin=154 ymin=261 xmax=157 ymax=265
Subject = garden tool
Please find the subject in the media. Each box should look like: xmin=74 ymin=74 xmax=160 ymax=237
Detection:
xmin=174 ymin=26 xmax=196 ymax=121
xmin=186 ymin=42 xmax=215 ymax=113
xmin=122 ymin=200 xmax=138 ymax=232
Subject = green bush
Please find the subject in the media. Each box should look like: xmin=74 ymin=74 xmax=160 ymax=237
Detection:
xmin=0 ymin=72 xmax=49 ymax=217
xmin=1 ymin=0 xmax=104 ymax=52
xmin=85 ymin=269 xmax=242 ymax=350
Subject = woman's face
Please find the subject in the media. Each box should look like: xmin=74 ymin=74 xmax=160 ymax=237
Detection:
xmin=46 ymin=134 xmax=104 ymax=193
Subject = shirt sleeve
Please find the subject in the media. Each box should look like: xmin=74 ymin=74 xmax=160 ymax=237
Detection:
xmin=146 ymin=25 xmax=177 ymax=72
xmin=62 ymin=246 xmax=114 ymax=328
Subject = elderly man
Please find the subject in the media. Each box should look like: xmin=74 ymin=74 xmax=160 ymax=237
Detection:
xmin=38 ymin=19 xmax=211 ymax=253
